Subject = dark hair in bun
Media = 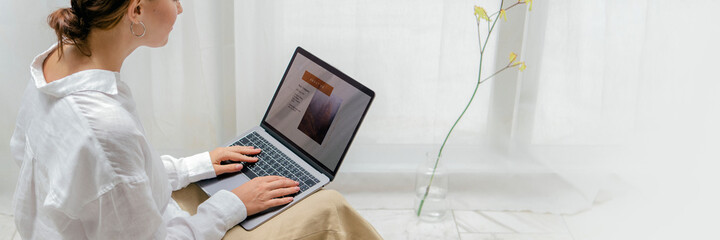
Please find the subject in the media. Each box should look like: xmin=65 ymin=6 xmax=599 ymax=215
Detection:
xmin=47 ymin=0 xmax=133 ymax=59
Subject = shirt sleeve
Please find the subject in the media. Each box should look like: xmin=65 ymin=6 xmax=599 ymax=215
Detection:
xmin=164 ymin=190 xmax=247 ymax=239
xmin=162 ymin=152 xmax=217 ymax=191
xmin=76 ymin=180 xmax=246 ymax=240
xmin=67 ymin=93 xmax=244 ymax=239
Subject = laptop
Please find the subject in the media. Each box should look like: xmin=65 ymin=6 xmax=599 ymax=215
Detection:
xmin=197 ymin=46 xmax=375 ymax=230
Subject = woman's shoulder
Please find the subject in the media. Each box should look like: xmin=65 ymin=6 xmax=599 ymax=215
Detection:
xmin=66 ymin=89 xmax=150 ymax=162
xmin=21 ymin=90 xmax=153 ymax=218
xmin=44 ymin=92 xmax=152 ymax=209
xmin=69 ymin=89 xmax=138 ymax=126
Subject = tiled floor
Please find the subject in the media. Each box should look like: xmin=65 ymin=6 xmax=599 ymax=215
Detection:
xmin=0 ymin=210 xmax=575 ymax=240
xmin=327 ymin=172 xmax=584 ymax=240
xmin=353 ymin=209 xmax=575 ymax=240
xmin=1 ymin=171 xmax=704 ymax=240
xmin=354 ymin=209 xmax=575 ymax=240
xmin=0 ymin=172 xmax=610 ymax=240
xmin=0 ymin=190 xmax=687 ymax=240
xmin=0 ymin=214 xmax=18 ymax=240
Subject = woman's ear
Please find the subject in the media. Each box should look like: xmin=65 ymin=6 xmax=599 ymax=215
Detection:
xmin=127 ymin=0 xmax=143 ymax=23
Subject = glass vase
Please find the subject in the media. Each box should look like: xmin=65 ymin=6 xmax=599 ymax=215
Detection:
xmin=415 ymin=151 xmax=449 ymax=222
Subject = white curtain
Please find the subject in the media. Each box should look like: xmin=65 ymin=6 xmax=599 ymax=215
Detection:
xmin=2 ymin=0 xmax=720 ymax=219
xmin=234 ymin=0 xmax=504 ymax=170
xmin=521 ymin=0 xmax=720 ymax=235
xmin=123 ymin=0 xmax=237 ymax=156
xmin=232 ymin=0 xmax=603 ymax=213
xmin=234 ymin=0 xmax=720 ymax=215
xmin=1 ymin=0 xmax=64 ymax=215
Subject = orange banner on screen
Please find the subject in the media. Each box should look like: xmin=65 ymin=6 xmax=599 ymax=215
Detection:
xmin=302 ymin=71 xmax=333 ymax=96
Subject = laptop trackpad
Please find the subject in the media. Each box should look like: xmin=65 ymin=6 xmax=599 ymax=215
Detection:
xmin=196 ymin=172 xmax=250 ymax=196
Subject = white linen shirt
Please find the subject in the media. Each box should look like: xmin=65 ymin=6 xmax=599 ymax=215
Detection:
xmin=10 ymin=45 xmax=247 ymax=240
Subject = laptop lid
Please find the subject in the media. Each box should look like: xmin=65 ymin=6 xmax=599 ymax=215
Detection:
xmin=261 ymin=47 xmax=374 ymax=180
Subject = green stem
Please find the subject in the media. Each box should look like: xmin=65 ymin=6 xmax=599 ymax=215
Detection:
xmin=481 ymin=65 xmax=511 ymax=85
xmin=418 ymin=0 xmax=505 ymax=217
xmin=488 ymin=2 xmax=524 ymax=19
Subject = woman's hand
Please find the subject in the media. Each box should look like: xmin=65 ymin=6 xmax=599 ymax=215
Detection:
xmin=231 ymin=176 xmax=300 ymax=216
xmin=209 ymin=146 xmax=261 ymax=176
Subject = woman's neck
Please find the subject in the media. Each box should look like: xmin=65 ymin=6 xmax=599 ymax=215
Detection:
xmin=43 ymin=24 xmax=138 ymax=83
xmin=84 ymin=26 xmax=138 ymax=72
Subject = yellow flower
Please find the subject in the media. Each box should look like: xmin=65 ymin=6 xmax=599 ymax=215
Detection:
xmin=529 ymin=0 xmax=533 ymax=11
xmin=474 ymin=6 xmax=490 ymax=22
xmin=510 ymin=57 xmax=527 ymax=71
xmin=518 ymin=0 xmax=533 ymax=11
xmin=500 ymin=9 xmax=507 ymax=21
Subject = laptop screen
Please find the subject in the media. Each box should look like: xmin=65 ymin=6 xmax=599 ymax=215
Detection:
xmin=261 ymin=47 xmax=374 ymax=176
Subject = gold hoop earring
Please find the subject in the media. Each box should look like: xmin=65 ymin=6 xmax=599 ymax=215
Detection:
xmin=130 ymin=21 xmax=146 ymax=37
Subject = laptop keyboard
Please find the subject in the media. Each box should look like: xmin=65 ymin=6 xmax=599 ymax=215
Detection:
xmin=230 ymin=132 xmax=320 ymax=193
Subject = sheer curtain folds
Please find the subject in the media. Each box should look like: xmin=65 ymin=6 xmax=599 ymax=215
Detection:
xmin=2 ymin=0 xmax=720 ymax=216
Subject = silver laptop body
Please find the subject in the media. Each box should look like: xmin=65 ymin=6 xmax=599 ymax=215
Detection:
xmin=197 ymin=47 xmax=375 ymax=230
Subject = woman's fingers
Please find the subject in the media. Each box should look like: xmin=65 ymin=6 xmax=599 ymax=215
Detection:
xmin=268 ymin=185 xmax=301 ymax=198
xmin=219 ymin=146 xmax=261 ymax=162
xmin=214 ymin=163 xmax=243 ymax=175
xmin=228 ymin=145 xmax=255 ymax=150
xmin=210 ymin=146 xmax=260 ymax=175
xmin=265 ymin=197 xmax=294 ymax=208
xmin=223 ymin=151 xmax=259 ymax=163
xmin=266 ymin=177 xmax=299 ymax=190
xmin=262 ymin=177 xmax=299 ymax=208
xmin=232 ymin=176 xmax=299 ymax=216
xmin=227 ymin=145 xmax=262 ymax=155
xmin=214 ymin=146 xmax=260 ymax=163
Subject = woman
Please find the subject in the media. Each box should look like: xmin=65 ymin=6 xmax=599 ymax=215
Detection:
xmin=10 ymin=0 xmax=380 ymax=239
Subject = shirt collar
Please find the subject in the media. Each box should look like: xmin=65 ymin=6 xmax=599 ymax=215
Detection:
xmin=31 ymin=44 xmax=120 ymax=98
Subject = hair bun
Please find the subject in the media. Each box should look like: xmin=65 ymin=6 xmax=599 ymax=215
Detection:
xmin=47 ymin=0 xmax=132 ymax=59
xmin=70 ymin=0 xmax=89 ymax=24
xmin=48 ymin=8 xmax=90 ymax=42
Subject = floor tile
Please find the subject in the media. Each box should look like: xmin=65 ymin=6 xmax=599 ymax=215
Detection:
xmin=357 ymin=209 xmax=460 ymax=240
xmin=459 ymin=233 xmax=495 ymax=240
xmin=481 ymin=211 xmax=568 ymax=233
xmin=562 ymin=195 xmax=646 ymax=240
xmin=454 ymin=210 xmax=512 ymax=233
xmin=494 ymin=233 xmax=573 ymax=240
xmin=342 ymin=192 xmax=416 ymax=210
xmin=327 ymin=172 xmax=416 ymax=210
xmin=0 ymin=214 xmax=16 ymax=240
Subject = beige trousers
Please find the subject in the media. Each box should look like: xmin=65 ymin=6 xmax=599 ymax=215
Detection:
xmin=172 ymin=184 xmax=382 ymax=240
